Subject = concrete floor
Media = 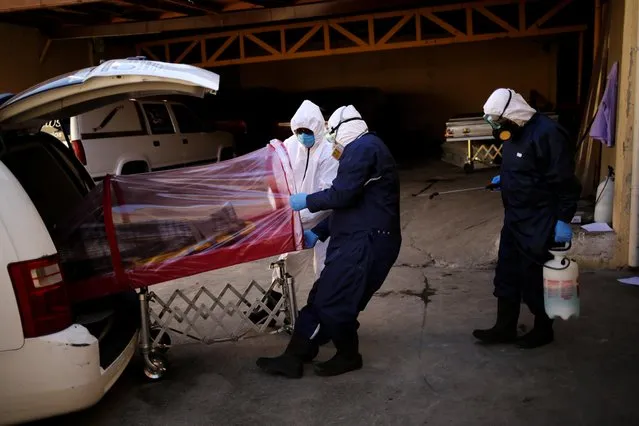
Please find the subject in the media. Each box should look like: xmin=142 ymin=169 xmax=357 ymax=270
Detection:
xmin=31 ymin=163 xmax=639 ymax=426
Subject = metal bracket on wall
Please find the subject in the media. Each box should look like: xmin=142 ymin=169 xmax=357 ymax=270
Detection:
xmin=135 ymin=0 xmax=588 ymax=68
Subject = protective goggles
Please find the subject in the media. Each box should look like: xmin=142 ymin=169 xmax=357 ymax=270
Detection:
xmin=483 ymin=114 xmax=503 ymax=130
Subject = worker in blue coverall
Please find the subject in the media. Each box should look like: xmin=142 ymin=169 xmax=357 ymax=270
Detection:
xmin=256 ymin=105 xmax=402 ymax=378
xmin=473 ymin=88 xmax=581 ymax=349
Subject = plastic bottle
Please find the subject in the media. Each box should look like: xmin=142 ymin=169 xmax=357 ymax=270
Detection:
xmin=543 ymin=243 xmax=579 ymax=320
xmin=594 ymin=166 xmax=615 ymax=224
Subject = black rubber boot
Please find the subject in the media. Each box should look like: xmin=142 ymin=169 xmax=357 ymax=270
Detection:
xmin=313 ymin=332 xmax=363 ymax=377
xmin=248 ymin=290 xmax=282 ymax=327
xmin=516 ymin=315 xmax=554 ymax=349
xmin=256 ymin=333 xmax=317 ymax=379
xmin=473 ymin=298 xmax=521 ymax=344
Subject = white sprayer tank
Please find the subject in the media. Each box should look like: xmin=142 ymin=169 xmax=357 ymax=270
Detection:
xmin=543 ymin=244 xmax=579 ymax=320
xmin=594 ymin=167 xmax=614 ymax=224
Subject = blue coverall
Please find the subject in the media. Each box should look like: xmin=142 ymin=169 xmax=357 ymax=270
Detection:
xmin=495 ymin=113 xmax=581 ymax=316
xmin=294 ymin=132 xmax=402 ymax=343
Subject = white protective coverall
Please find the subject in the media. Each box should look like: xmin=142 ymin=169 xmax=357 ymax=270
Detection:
xmin=274 ymin=100 xmax=339 ymax=282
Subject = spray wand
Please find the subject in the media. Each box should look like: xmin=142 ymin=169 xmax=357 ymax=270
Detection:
xmin=425 ymin=183 xmax=500 ymax=199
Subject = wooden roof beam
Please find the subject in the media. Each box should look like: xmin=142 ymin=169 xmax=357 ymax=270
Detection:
xmin=158 ymin=0 xmax=220 ymax=14
xmin=0 ymin=0 xmax=102 ymax=13
xmin=111 ymin=0 xmax=176 ymax=15
xmin=50 ymin=6 xmax=92 ymax=15
xmin=47 ymin=0 xmax=429 ymax=39
xmin=242 ymin=0 xmax=298 ymax=7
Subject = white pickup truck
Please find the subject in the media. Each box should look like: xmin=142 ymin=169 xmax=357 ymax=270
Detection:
xmin=67 ymin=98 xmax=235 ymax=179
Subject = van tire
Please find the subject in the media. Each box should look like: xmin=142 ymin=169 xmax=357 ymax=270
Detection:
xmin=120 ymin=161 xmax=150 ymax=175
xmin=220 ymin=147 xmax=235 ymax=162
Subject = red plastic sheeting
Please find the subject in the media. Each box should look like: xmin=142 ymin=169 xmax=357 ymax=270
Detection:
xmin=56 ymin=140 xmax=302 ymax=303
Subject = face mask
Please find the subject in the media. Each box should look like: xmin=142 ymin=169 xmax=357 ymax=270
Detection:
xmin=297 ymin=133 xmax=315 ymax=148
xmin=484 ymin=89 xmax=515 ymax=142
xmin=491 ymin=121 xmax=519 ymax=142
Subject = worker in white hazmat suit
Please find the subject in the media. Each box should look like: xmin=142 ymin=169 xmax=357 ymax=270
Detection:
xmin=249 ymin=100 xmax=339 ymax=325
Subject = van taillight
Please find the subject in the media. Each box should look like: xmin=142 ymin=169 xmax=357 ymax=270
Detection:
xmin=8 ymin=255 xmax=72 ymax=338
xmin=71 ymin=140 xmax=87 ymax=165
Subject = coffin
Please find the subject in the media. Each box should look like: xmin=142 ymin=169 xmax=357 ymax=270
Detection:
xmin=54 ymin=140 xmax=302 ymax=302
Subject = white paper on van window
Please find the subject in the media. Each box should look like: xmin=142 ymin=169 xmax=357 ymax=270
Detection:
xmin=618 ymin=277 xmax=639 ymax=286
xmin=581 ymin=222 xmax=614 ymax=232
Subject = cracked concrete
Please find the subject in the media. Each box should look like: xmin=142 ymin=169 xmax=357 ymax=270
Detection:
xmin=30 ymin=162 xmax=639 ymax=426
xmin=397 ymin=163 xmax=503 ymax=269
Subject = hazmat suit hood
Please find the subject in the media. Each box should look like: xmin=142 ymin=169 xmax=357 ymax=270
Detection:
xmin=290 ymin=100 xmax=326 ymax=152
xmin=483 ymin=88 xmax=537 ymax=127
xmin=328 ymin=105 xmax=369 ymax=147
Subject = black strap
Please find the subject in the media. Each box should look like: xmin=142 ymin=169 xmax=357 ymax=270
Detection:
xmin=497 ymin=89 xmax=513 ymax=121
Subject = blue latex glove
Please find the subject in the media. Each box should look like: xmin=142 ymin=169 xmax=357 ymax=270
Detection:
xmin=303 ymin=230 xmax=319 ymax=249
xmin=289 ymin=193 xmax=308 ymax=211
xmin=486 ymin=175 xmax=501 ymax=191
xmin=554 ymin=220 xmax=572 ymax=243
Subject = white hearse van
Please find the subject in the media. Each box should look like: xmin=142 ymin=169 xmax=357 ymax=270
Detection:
xmin=0 ymin=58 xmax=223 ymax=424
xmin=69 ymin=96 xmax=235 ymax=179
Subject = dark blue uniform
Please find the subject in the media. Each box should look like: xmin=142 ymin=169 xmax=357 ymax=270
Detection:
xmin=495 ymin=113 xmax=581 ymax=315
xmin=295 ymin=133 xmax=402 ymax=342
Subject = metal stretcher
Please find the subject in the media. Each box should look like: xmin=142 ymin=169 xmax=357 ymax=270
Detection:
xmin=444 ymin=116 xmax=503 ymax=173
xmin=138 ymin=259 xmax=298 ymax=380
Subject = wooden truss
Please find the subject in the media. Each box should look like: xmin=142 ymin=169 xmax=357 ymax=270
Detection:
xmin=135 ymin=0 xmax=588 ymax=68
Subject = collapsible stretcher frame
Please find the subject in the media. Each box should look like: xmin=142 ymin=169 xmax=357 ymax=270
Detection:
xmin=448 ymin=136 xmax=503 ymax=173
xmin=137 ymin=259 xmax=298 ymax=380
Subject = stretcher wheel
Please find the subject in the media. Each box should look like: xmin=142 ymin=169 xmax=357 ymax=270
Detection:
xmin=463 ymin=162 xmax=474 ymax=174
xmin=281 ymin=319 xmax=293 ymax=335
xmin=144 ymin=352 xmax=168 ymax=380
xmin=150 ymin=327 xmax=171 ymax=354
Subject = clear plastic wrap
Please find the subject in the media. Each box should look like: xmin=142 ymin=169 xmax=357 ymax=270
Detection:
xmin=56 ymin=140 xmax=302 ymax=302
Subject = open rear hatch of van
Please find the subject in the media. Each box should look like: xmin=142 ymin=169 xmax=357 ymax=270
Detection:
xmin=0 ymin=59 xmax=221 ymax=365
xmin=0 ymin=58 xmax=219 ymax=127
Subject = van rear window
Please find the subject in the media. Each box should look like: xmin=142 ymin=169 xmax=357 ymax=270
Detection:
xmin=0 ymin=133 xmax=90 ymax=233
